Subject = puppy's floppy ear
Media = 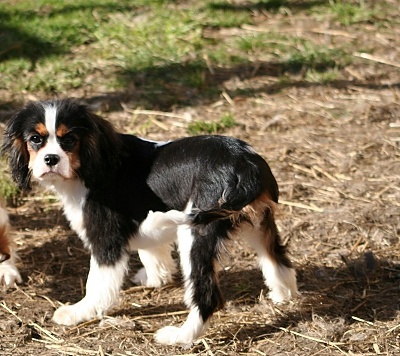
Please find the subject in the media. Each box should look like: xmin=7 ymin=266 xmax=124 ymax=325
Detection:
xmin=78 ymin=107 xmax=122 ymax=189
xmin=1 ymin=109 xmax=32 ymax=191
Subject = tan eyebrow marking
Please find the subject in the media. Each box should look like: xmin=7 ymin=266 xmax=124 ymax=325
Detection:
xmin=34 ymin=123 xmax=49 ymax=136
xmin=56 ymin=124 xmax=69 ymax=137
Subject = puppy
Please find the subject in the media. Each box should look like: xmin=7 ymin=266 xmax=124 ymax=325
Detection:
xmin=2 ymin=99 xmax=298 ymax=345
xmin=0 ymin=196 xmax=22 ymax=288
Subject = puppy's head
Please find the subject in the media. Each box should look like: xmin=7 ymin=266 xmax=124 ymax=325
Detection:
xmin=2 ymin=99 xmax=121 ymax=190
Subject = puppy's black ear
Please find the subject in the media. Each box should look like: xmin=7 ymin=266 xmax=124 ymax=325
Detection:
xmin=78 ymin=109 xmax=122 ymax=190
xmin=1 ymin=110 xmax=32 ymax=191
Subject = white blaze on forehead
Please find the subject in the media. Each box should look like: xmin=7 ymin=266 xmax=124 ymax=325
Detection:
xmin=43 ymin=103 xmax=58 ymax=140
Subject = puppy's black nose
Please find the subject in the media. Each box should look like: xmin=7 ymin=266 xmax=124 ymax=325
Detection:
xmin=44 ymin=154 xmax=60 ymax=166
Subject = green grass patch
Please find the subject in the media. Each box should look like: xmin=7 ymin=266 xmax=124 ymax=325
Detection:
xmin=0 ymin=0 xmax=333 ymax=98
xmin=1 ymin=0 xmax=390 ymax=108
xmin=305 ymin=67 xmax=341 ymax=83
xmin=0 ymin=158 xmax=18 ymax=200
xmin=188 ymin=112 xmax=237 ymax=135
xmin=287 ymin=41 xmax=350 ymax=72
xmin=327 ymin=0 xmax=377 ymax=25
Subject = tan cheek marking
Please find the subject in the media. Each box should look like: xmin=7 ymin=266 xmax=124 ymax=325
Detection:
xmin=27 ymin=144 xmax=39 ymax=169
xmin=56 ymin=124 xmax=81 ymax=176
xmin=68 ymin=141 xmax=81 ymax=175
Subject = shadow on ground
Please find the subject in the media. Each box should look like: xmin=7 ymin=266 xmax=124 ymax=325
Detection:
xmin=9 ymin=204 xmax=400 ymax=344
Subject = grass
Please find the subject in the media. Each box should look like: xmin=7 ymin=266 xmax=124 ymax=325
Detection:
xmin=0 ymin=0 xmax=367 ymax=101
xmin=315 ymin=0 xmax=399 ymax=28
xmin=327 ymin=0 xmax=377 ymax=25
xmin=0 ymin=0 xmax=253 ymax=95
xmin=288 ymin=42 xmax=350 ymax=72
xmin=1 ymin=0 xmax=396 ymax=101
xmin=188 ymin=112 xmax=237 ymax=135
xmin=1 ymin=0 xmax=395 ymax=107
xmin=305 ymin=67 xmax=341 ymax=83
xmin=0 ymin=158 xmax=18 ymax=200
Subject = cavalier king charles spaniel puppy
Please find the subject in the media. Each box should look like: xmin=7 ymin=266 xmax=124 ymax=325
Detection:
xmin=0 ymin=196 xmax=22 ymax=288
xmin=2 ymin=98 xmax=297 ymax=345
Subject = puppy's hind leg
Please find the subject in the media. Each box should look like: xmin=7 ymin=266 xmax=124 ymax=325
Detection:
xmin=133 ymin=245 xmax=177 ymax=288
xmin=244 ymin=203 xmax=298 ymax=303
xmin=155 ymin=222 xmax=226 ymax=345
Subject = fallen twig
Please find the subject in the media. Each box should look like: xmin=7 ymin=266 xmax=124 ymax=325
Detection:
xmin=354 ymin=52 xmax=400 ymax=69
xmin=279 ymin=200 xmax=324 ymax=212
xmin=123 ymin=107 xmax=187 ymax=120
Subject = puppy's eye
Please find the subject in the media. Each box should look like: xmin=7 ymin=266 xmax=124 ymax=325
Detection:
xmin=62 ymin=134 xmax=77 ymax=146
xmin=29 ymin=135 xmax=43 ymax=144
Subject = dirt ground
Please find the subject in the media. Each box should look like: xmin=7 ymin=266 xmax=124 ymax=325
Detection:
xmin=1 ymin=4 xmax=400 ymax=356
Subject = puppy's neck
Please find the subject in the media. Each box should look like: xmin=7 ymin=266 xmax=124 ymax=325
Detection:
xmin=41 ymin=177 xmax=88 ymax=240
xmin=40 ymin=177 xmax=87 ymax=204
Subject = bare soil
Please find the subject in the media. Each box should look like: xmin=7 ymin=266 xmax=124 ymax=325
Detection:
xmin=1 ymin=3 xmax=400 ymax=356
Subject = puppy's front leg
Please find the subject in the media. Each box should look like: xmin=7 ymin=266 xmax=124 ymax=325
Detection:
xmin=0 ymin=252 xmax=22 ymax=288
xmin=52 ymin=253 xmax=128 ymax=326
xmin=0 ymin=205 xmax=22 ymax=289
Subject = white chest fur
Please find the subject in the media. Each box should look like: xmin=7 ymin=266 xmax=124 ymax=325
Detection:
xmin=45 ymin=179 xmax=88 ymax=245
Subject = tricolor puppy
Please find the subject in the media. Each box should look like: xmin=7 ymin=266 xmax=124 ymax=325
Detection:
xmin=2 ymin=99 xmax=297 ymax=345
xmin=0 ymin=196 xmax=22 ymax=288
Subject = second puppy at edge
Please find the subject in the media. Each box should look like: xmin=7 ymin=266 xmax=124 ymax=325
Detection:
xmin=0 ymin=197 xmax=22 ymax=288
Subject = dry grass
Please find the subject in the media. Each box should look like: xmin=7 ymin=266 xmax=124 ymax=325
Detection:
xmin=1 ymin=1 xmax=400 ymax=355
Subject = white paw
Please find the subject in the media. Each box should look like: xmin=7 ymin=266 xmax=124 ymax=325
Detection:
xmin=132 ymin=267 xmax=169 ymax=288
xmin=155 ymin=309 xmax=206 ymax=345
xmin=265 ymin=265 xmax=299 ymax=304
xmin=155 ymin=326 xmax=191 ymax=345
xmin=268 ymin=281 xmax=299 ymax=304
xmin=132 ymin=267 xmax=149 ymax=286
xmin=52 ymin=303 xmax=98 ymax=326
xmin=269 ymin=289 xmax=290 ymax=304
xmin=0 ymin=263 xmax=22 ymax=289
xmin=53 ymin=305 xmax=81 ymax=326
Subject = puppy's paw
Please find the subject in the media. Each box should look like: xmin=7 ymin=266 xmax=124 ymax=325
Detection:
xmin=155 ymin=325 xmax=191 ymax=345
xmin=132 ymin=267 xmax=149 ymax=286
xmin=53 ymin=303 xmax=98 ymax=326
xmin=0 ymin=253 xmax=10 ymax=263
xmin=0 ymin=262 xmax=22 ymax=289
xmin=132 ymin=267 xmax=171 ymax=288
xmin=268 ymin=267 xmax=299 ymax=304
xmin=53 ymin=305 xmax=80 ymax=326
